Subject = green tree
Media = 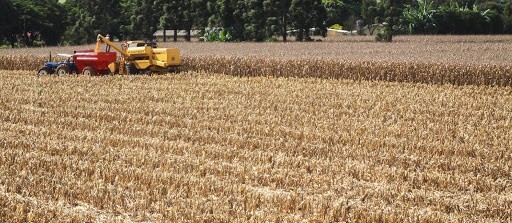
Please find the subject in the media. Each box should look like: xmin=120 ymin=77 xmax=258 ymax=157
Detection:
xmin=182 ymin=0 xmax=194 ymax=41
xmin=160 ymin=0 xmax=194 ymax=41
xmin=245 ymin=0 xmax=266 ymax=41
xmin=314 ymin=0 xmax=328 ymax=37
xmin=504 ymin=2 xmax=512 ymax=33
xmin=159 ymin=0 xmax=182 ymax=41
xmin=263 ymin=0 xmax=280 ymax=40
xmin=290 ymin=0 xmax=326 ymax=41
xmin=192 ymin=0 xmax=212 ymax=30
xmin=323 ymin=0 xmax=362 ymax=30
xmin=207 ymin=0 xmax=218 ymax=26
xmin=382 ymin=0 xmax=404 ymax=28
xmin=129 ymin=0 xmax=161 ymax=40
xmin=64 ymin=0 xmax=124 ymax=44
xmin=263 ymin=0 xmax=292 ymax=41
xmin=361 ymin=0 xmax=378 ymax=25
xmin=214 ymin=0 xmax=246 ymax=40
xmin=290 ymin=0 xmax=308 ymax=41
xmin=119 ymin=0 xmax=137 ymax=40
xmin=40 ymin=0 xmax=67 ymax=45
xmin=5 ymin=0 xmax=67 ymax=46
xmin=214 ymin=0 xmax=234 ymax=36
xmin=323 ymin=0 xmax=346 ymax=27
xmin=0 ymin=0 xmax=18 ymax=46
xmin=235 ymin=0 xmax=248 ymax=40
xmin=362 ymin=0 xmax=411 ymax=36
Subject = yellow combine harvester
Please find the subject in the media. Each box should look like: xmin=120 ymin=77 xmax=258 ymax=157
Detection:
xmin=95 ymin=34 xmax=181 ymax=75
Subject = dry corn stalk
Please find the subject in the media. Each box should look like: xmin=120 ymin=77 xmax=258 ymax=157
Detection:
xmin=1 ymin=54 xmax=511 ymax=87
xmin=1 ymin=70 xmax=511 ymax=222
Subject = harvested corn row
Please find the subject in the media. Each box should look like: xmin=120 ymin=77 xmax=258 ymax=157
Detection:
xmin=1 ymin=70 xmax=511 ymax=222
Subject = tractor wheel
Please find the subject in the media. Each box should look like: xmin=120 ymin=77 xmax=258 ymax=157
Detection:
xmin=125 ymin=63 xmax=138 ymax=75
xmin=37 ymin=67 xmax=51 ymax=76
xmin=82 ymin=66 xmax=96 ymax=76
xmin=55 ymin=64 xmax=71 ymax=76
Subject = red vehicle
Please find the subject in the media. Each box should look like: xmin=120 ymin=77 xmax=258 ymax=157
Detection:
xmin=72 ymin=50 xmax=117 ymax=76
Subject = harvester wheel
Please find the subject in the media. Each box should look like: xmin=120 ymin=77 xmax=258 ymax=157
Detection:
xmin=125 ymin=63 xmax=137 ymax=75
xmin=168 ymin=66 xmax=180 ymax=73
xmin=55 ymin=64 xmax=71 ymax=76
xmin=37 ymin=67 xmax=51 ymax=76
xmin=82 ymin=66 xmax=96 ymax=76
xmin=144 ymin=70 xmax=153 ymax=76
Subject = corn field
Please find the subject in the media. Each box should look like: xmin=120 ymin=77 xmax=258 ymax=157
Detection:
xmin=1 ymin=69 xmax=511 ymax=222
xmin=1 ymin=35 xmax=512 ymax=87
xmin=1 ymin=54 xmax=511 ymax=86
xmin=1 ymin=35 xmax=512 ymax=222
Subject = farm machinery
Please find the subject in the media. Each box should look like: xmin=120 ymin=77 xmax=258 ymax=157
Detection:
xmin=37 ymin=34 xmax=181 ymax=76
xmin=37 ymin=53 xmax=77 ymax=76
xmin=38 ymin=51 xmax=117 ymax=76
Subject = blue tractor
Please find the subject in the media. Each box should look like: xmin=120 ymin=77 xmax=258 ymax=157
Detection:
xmin=37 ymin=53 xmax=77 ymax=76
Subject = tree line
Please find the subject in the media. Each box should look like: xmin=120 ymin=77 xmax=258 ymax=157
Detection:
xmin=363 ymin=0 xmax=512 ymax=35
xmin=1 ymin=0 xmax=512 ymax=46
xmin=0 ymin=0 xmax=327 ymax=46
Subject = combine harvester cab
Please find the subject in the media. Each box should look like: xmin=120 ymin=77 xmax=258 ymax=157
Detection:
xmin=73 ymin=50 xmax=117 ymax=76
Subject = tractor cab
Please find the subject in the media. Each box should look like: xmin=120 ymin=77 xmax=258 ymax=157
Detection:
xmin=38 ymin=53 xmax=76 ymax=76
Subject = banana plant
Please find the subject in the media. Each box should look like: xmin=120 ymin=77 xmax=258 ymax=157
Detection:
xmin=403 ymin=0 xmax=437 ymax=34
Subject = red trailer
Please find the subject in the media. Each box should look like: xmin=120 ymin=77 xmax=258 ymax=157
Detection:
xmin=73 ymin=50 xmax=117 ymax=76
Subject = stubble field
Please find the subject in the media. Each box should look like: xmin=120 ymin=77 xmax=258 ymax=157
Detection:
xmin=1 ymin=36 xmax=512 ymax=222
